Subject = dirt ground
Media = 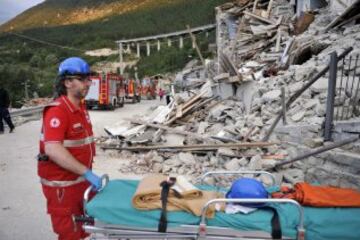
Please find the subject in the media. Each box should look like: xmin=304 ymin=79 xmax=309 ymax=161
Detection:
xmin=0 ymin=99 xmax=163 ymax=240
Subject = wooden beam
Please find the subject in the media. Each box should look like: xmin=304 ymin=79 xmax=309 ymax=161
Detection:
xmin=243 ymin=11 xmax=276 ymax=25
xmin=187 ymin=25 xmax=206 ymax=67
xmin=101 ymin=141 xmax=277 ymax=151
xmin=128 ymin=118 xmax=214 ymax=142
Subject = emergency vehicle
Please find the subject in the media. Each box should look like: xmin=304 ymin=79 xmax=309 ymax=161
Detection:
xmin=85 ymin=73 xmax=125 ymax=109
xmin=141 ymin=77 xmax=157 ymax=100
xmin=125 ymin=78 xmax=142 ymax=103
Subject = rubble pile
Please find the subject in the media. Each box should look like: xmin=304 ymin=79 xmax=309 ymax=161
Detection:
xmin=101 ymin=0 xmax=360 ymax=188
xmin=22 ymin=97 xmax=52 ymax=107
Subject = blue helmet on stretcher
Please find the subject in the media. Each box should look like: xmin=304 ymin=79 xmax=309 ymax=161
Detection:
xmin=226 ymin=178 xmax=268 ymax=207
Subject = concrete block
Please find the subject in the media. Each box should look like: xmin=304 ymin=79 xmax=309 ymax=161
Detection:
xmin=262 ymin=89 xmax=281 ymax=102
xmin=178 ymin=152 xmax=196 ymax=165
xmin=224 ymin=158 xmax=240 ymax=170
xmin=327 ymin=150 xmax=360 ymax=168
xmin=163 ymin=133 xmax=185 ymax=145
xmin=248 ymin=154 xmax=262 ymax=170
xmin=310 ymin=77 xmax=328 ymax=92
xmin=218 ymin=82 xmax=235 ymax=98
xmin=291 ymin=110 xmax=306 ymax=122
xmin=235 ymin=81 xmax=259 ymax=113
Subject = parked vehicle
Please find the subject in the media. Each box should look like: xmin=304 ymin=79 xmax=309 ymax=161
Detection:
xmin=85 ymin=73 xmax=125 ymax=110
xmin=141 ymin=76 xmax=157 ymax=100
xmin=125 ymin=78 xmax=141 ymax=103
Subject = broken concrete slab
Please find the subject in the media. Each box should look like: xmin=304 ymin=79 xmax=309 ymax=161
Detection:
xmin=262 ymin=89 xmax=281 ymax=102
xmin=248 ymin=154 xmax=262 ymax=170
xmin=291 ymin=110 xmax=306 ymax=122
xmin=224 ymin=158 xmax=241 ymax=170
xmin=178 ymin=152 xmax=196 ymax=165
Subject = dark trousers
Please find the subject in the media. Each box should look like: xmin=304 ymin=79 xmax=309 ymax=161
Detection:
xmin=0 ymin=107 xmax=14 ymax=132
xmin=166 ymin=95 xmax=171 ymax=105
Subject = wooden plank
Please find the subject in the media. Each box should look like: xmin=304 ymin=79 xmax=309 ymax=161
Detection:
xmin=128 ymin=118 xmax=214 ymax=142
xmin=266 ymin=0 xmax=274 ymax=17
xmin=252 ymin=0 xmax=259 ymax=13
xmin=219 ymin=52 xmax=242 ymax=81
xmin=165 ymin=91 xmax=207 ymax=125
xmin=187 ymin=25 xmax=206 ymax=68
xmin=243 ymin=11 xmax=276 ymax=25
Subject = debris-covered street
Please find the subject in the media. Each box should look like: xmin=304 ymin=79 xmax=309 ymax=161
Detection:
xmin=0 ymin=99 xmax=162 ymax=240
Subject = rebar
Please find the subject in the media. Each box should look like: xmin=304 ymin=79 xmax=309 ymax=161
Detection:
xmin=335 ymin=57 xmax=345 ymax=120
xmin=347 ymin=54 xmax=359 ymax=119
xmin=341 ymin=56 xmax=353 ymax=120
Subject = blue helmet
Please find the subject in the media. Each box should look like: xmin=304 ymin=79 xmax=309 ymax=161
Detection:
xmin=226 ymin=178 xmax=268 ymax=207
xmin=58 ymin=57 xmax=90 ymax=76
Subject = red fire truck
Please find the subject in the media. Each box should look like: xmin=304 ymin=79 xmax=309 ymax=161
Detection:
xmin=141 ymin=76 xmax=157 ymax=100
xmin=85 ymin=73 xmax=125 ymax=110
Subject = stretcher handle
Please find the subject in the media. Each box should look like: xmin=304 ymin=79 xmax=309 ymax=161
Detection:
xmin=73 ymin=215 xmax=94 ymax=224
xmin=83 ymin=174 xmax=110 ymax=216
xmin=198 ymin=170 xmax=276 ymax=186
xmin=199 ymin=198 xmax=305 ymax=240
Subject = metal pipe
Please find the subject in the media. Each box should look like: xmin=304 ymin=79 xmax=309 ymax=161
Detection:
xmin=263 ymin=47 xmax=353 ymax=141
xmin=83 ymin=174 xmax=109 ymax=215
xmin=324 ymin=52 xmax=338 ymax=141
xmin=281 ymin=87 xmax=287 ymax=125
xmin=198 ymin=170 xmax=276 ymax=186
xmin=272 ymin=136 xmax=359 ymax=169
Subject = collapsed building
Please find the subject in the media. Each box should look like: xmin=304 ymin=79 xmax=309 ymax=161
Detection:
xmin=101 ymin=0 xmax=360 ymax=189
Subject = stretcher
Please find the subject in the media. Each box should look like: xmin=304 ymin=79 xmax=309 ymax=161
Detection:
xmin=77 ymin=171 xmax=360 ymax=240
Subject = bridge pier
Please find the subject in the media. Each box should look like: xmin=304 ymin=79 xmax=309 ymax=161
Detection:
xmin=157 ymin=40 xmax=161 ymax=51
xmin=116 ymin=24 xmax=215 ymax=62
xmin=146 ymin=41 xmax=151 ymax=56
xmin=126 ymin=43 xmax=131 ymax=54
xmin=179 ymin=36 xmax=183 ymax=49
xmin=136 ymin=43 xmax=140 ymax=58
xmin=119 ymin=42 xmax=123 ymax=64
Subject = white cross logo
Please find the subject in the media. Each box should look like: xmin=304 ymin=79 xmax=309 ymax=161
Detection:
xmin=50 ymin=118 xmax=60 ymax=128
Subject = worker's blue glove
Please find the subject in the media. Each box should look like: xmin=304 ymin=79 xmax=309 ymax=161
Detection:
xmin=83 ymin=170 xmax=102 ymax=191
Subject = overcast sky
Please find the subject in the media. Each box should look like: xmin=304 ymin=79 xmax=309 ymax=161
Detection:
xmin=0 ymin=0 xmax=44 ymax=24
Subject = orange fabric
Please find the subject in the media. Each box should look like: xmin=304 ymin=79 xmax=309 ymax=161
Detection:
xmin=272 ymin=182 xmax=360 ymax=207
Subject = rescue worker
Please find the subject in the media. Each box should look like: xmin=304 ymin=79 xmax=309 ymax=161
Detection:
xmin=0 ymin=85 xmax=15 ymax=134
xmin=38 ymin=57 xmax=103 ymax=240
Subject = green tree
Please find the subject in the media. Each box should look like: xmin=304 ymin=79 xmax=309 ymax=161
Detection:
xmin=44 ymin=54 xmax=58 ymax=66
xmin=30 ymin=55 xmax=43 ymax=68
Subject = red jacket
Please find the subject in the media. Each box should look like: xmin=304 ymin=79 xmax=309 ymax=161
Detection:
xmin=38 ymin=96 xmax=95 ymax=181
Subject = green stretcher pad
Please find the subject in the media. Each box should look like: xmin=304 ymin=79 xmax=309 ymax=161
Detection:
xmin=86 ymin=179 xmax=360 ymax=240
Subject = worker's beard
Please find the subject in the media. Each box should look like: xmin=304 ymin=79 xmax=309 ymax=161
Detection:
xmin=75 ymin=87 xmax=89 ymax=99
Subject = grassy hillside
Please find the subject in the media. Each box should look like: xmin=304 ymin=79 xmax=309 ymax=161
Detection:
xmin=6 ymin=0 xmax=225 ymax=49
xmin=0 ymin=0 xmax=228 ymax=106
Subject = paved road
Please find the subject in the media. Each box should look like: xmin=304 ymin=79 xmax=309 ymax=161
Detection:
xmin=0 ymin=99 xmax=162 ymax=240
